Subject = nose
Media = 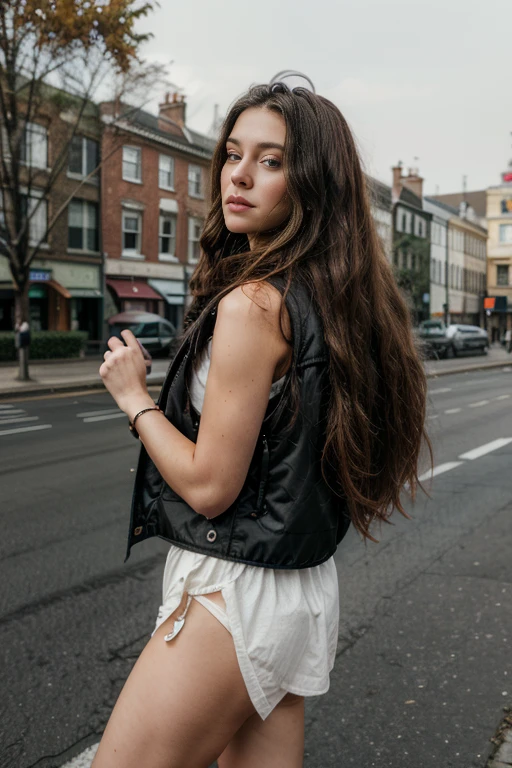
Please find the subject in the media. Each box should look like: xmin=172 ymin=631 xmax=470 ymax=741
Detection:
xmin=230 ymin=161 xmax=253 ymax=189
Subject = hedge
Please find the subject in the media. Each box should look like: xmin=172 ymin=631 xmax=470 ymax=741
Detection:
xmin=0 ymin=331 xmax=88 ymax=362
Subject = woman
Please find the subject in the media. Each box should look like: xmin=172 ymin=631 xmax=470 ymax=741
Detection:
xmin=95 ymin=74 xmax=431 ymax=768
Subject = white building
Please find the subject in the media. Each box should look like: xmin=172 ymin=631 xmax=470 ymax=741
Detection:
xmin=423 ymin=197 xmax=451 ymax=319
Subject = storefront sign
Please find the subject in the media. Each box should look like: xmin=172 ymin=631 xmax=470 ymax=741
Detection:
xmin=501 ymin=198 xmax=512 ymax=214
xmin=29 ymin=269 xmax=51 ymax=282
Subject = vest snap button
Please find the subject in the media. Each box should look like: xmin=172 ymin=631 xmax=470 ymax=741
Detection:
xmin=206 ymin=529 xmax=217 ymax=542
xmin=250 ymin=512 xmax=257 ymax=518
xmin=133 ymin=526 xmax=143 ymax=536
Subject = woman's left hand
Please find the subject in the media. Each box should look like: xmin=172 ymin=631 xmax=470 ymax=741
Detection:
xmin=99 ymin=329 xmax=149 ymax=414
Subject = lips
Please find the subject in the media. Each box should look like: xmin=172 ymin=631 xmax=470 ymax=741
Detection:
xmin=226 ymin=194 xmax=255 ymax=208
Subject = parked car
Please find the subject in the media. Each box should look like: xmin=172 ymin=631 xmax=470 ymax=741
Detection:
xmin=106 ymin=311 xmax=177 ymax=358
xmin=444 ymin=324 xmax=489 ymax=357
xmin=417 ymin=320 xmax=451 ymax=359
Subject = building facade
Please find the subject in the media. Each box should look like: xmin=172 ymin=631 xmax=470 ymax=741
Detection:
xmin=391 ymin=165 xmax=432 ymax=323
xmin=368 ymin=177 xmax=393 ymax=261
xmin=99 ymin=92 xmax=215 ymax=333
xmin=486 ymin=160 xmax=512 ymax=339
xmin=0 ymin=91 xmax=102 ymax=337
xmin=423 ymin=197 xmax=450 ymax=319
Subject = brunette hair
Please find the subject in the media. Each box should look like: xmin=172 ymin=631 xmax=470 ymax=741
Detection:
xmin=183 ymin=82 xmax=433 ymax=541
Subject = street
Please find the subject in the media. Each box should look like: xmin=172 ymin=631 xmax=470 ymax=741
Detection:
xmin=1 ymin=366 xmax=511 ymax=767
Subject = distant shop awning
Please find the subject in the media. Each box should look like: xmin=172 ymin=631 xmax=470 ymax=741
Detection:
xmin=68 ymin=288 xmax=103 ymax=299
xmin=106 ymin=278 xmax=161 ymax=301
xmin=148 ymin=278 xmax=186 ymax=306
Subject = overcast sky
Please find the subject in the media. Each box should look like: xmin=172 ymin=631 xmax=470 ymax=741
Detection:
xmin=136 ymin=0 xmax=510 ymax=196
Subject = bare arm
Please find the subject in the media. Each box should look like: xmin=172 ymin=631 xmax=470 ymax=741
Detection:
xmin=124 ymin=282 xmax=290 ymax=518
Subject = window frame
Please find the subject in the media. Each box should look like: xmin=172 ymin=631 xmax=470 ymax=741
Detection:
xmin=122 ymin=209 xmax=143 ymax=257
xmin=122 ymin=145 xmax=142 ymax=184
xmin=188 ymin=164 xmax=203 ymax=198
xmin=68 ymin=199 xmax=99 ymax=253
xmin=68 ymin=135 xmax=99 ymax=182
xmin=20 ymin=121 xmax=48 ymax=169
xmin=158 ymin=213 xmax=178 ymax=262
xmin=158 ymin=154 xmax=175 ymax=191
xmin=188 ymin=216 xmax=203 ymax=264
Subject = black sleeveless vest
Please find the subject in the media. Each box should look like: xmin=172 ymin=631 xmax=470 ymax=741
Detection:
xmin=125 ymin=275 xmax=351 ymax=568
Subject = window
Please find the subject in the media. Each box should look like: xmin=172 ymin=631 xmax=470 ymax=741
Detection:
xmin=431 ymin=258 xmax=436 ymax=282
xmin=188 ymin=216 xmax=203 ymax=263
xmin=159 ymin=214 xmax=177 ymax=258
xmin=21 ymin=193 xmax=47 ymax=245
xmin=418 ymin=220 xmax=423 ymax=237
xmin=68 ymin=200 xmax=99 ymax=251
xmin=122 ymin=146 xmax=142 ymax=182
xmin=497 ymin=265 xmax=509 ymax=286
xmin=68 ymin=135 xmax=99 ymax=179
xmin=411 ymin=253 xmax=417 ymax=270
xmin=401 ymin=213 xmax=406 ymax=232
xmin=499 ymin=224 xmax=512 ymax=244
xmin=21 ymin=122 xmax=48 ymax=169
xmin=159 ymin=155 xmax=175 ymax=190
xmin=188 ymin=164 xmax=203 ymax=197
xmin=450 ymin=264 xmax=454 ymax=288
xmin=122 ymin=210 xmax=142 ymax=255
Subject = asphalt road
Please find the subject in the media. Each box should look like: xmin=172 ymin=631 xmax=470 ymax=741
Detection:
xmin=0 ymin=368 xmax=511 ymax=768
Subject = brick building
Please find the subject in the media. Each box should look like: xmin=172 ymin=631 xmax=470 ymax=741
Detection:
xmin=99 ymin=92 xmax=216 ymax=332
xmin=0 ymin=87 xmax=103 ymax=337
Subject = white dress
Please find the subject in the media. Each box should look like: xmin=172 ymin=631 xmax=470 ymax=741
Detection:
xmin=153 ymin=339 xmax=340 ymax=720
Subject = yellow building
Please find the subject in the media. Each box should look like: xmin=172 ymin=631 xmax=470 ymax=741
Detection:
xmin=486 ymin=161 xmax=512 ymax=340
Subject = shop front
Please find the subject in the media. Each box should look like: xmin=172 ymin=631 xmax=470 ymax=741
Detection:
xmin=147 ymin=276 xmax=187 ymax=329
xmin=106 ymin=277 xmax=164 ymax=316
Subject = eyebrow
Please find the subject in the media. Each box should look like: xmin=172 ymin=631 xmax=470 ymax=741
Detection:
xmin=226 ymin=137 xmax=285 ymax=151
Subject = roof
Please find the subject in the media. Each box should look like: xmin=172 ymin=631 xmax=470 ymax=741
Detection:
xmin=367 ymin=176 xmax=392 ymax=210
xmin=398 ymin=186 xmax=423 ymax=210
xmin=430 ymin=190 xmax=487 ymax=218
xmin=423 ymin=196 xmax=459 ymax=216
xmin=104 ymin=103 xmax=217 ymax=160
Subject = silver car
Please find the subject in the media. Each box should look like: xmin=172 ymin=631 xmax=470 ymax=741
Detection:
xmin=444 ymin=324 xmax=489 ymax=357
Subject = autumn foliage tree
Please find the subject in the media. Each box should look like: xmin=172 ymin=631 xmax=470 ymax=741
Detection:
xmin=0 ymin=0 xmax=162 ymax=380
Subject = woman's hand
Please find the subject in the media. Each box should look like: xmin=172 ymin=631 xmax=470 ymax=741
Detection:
xmin=99 ymin=329 xmax=152 ymax=415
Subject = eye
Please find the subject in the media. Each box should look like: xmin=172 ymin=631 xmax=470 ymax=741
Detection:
xmin=262 ymin=157 xmax=281 ymax=168
xmin=226 ymin=150 xmax=240 ymax=161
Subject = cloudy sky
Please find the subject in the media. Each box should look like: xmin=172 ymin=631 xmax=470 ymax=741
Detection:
xmin=136 ymin=0 xmax=510 ymax=196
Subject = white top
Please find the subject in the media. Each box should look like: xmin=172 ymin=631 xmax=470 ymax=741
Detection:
xmin=153 ymin=337 xmax=340 ymax=720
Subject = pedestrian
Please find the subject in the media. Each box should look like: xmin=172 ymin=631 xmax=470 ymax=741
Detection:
xmin=505 ymin=328 xmax=512 ymax=353
xmin=95 ymin=73 xmax=432 ymax=768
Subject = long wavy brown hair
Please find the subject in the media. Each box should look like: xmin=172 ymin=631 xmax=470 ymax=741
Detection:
xmin=182 ymin=82 xmax=433 ymax=541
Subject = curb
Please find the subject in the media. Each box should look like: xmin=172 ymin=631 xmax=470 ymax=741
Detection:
xmin=0 ymin=375 xmax=166 ymax=400
xmin=487 ymin=709 xmax=512 ymax=767
xmin=0 ymin=359 xmax=511 ymax=400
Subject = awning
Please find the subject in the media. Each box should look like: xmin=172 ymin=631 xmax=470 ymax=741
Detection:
xmin=42 ymin=279 xmax=72 ymax=299
xmin=148 ymin=278 xmax=186 ymax=306
xmin=68 ymin=288 xmax=103 ymax=299
xmin=106 ymin=278 xmax=161 ymax=301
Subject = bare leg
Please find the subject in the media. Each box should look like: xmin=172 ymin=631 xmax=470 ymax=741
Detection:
xmin=92 ymin=595 xmax=255 ymax=768
xmin=217 ymin=693 xmax=305 ymax=768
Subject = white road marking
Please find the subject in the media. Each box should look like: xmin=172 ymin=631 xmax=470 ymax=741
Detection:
xmin=459 ymin=438 xmax=512 ymax=461
xmin=468 ymin=400 xmax=490 ymax=408
xmin=495 ymin=394 xmax=511 ymax=400
xmin=0 ymin=424 xmax=52 ymax=437
xmin=418 ymin=462 xmax=464 ymax=482
xmin=0 ymin=409 xmax=26 ymax=417
xmin=445 ymin=408 xmax=462 ymax=414
xmin=428 ymin=414 xmax=439 ymax=420
xmin=0 ymin=416 xmax=40 ymax=425
xmin=0 ymin=404 xmax=14 ymax=410
xmin=76 ymin=408 xmax=121 ymax=418
xmin=83 ymin=413 xmax=127 ymax=423
xmin=429 ymin=387 xmax=452 ymax=394
xmin=61 ymin=744 xmax=99 ymax=767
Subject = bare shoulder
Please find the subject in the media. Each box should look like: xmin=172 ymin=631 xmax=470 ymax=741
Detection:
xmin=218 ymin=280 xmax=291 ymax=340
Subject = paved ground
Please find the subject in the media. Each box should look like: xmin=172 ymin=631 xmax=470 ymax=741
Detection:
xmin=1 ymin=365 xmax=511 ymax=767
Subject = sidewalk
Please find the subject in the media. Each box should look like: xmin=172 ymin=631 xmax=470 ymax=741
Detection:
xmin=1 ymin=345 xmax=511 ymax=399
xmin=0 ymin=355 xmax=171 ymax=398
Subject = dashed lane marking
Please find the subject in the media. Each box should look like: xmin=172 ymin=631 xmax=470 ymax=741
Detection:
xmin=469 ymin=400 xmax=490 ymax=408
xmin=459 ymin=438 xmax=512 ymax=461
xmin=83 ymin=413 xmax=127 ymax=423
xmin=429 ymin=387 xmax=453 ymax=394
xmin=495 ymin=394 xmax=510 ymax=400
xmin=0 ymin=416 xmax=40 ymax=425
xmin=445 ymin=408 xmax=462 ymax=414
xmin=418 ymin=462 xmax=464 ymax=482
xmin=0 ymin=424 xmax=52 ymax=437
xmin=76 ymin=408 xmax=121 ymax=418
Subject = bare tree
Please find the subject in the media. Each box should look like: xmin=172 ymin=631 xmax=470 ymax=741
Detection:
xmin=0 ymin=0 xmax=167 ymax=380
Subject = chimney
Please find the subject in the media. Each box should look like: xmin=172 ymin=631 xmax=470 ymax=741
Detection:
xmin=391 ymin=162 xmax=403 ymax=203
xmin=401 ymin=167 xmax=424 ymax=200
xmin=158 ymin=91 xmax=187 ymax=135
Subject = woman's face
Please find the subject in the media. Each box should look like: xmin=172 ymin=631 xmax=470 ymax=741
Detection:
xmin=220 ymin=106 xmax=291 ymax=243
